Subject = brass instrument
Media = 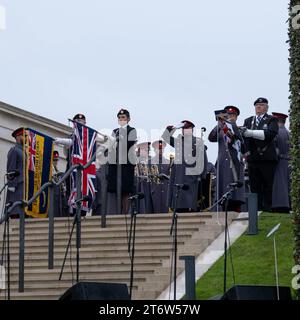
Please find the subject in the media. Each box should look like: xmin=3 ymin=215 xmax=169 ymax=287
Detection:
xmin=217 ymin=115 xmax=236 ymax=140
xmin=52 ymin=164 xmax=60 ymax=182
xmin=135 ymin=161 xmax=150 ymax=182
xmin=135 ymin=161 xmax=163 ymax=184
xmin=215 ymin=112 xmax=228 ymax=122
xmin=168 ymin=154 xmax=174 ymax=178
xmin=52 ymin=164 xmax=67 ymax=196
xmin=149 ymin=164 xmax=161 ymax=184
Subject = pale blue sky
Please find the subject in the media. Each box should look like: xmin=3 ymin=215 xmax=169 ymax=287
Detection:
xmin=0 ymin=0 xmax=290 ymax=161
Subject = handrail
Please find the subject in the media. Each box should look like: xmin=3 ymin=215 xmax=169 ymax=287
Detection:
xmin=0 ymin=155 xmax=95 ymax=224
xmin=0 ymin=152 xmax=97 ymax=294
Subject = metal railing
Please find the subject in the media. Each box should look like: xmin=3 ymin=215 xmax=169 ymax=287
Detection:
xmin=0 ymin=152 xmax=98 ymax=293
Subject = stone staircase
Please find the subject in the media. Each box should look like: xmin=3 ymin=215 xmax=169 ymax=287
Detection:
xmin=0 ymin=212 xmax=237 ymax=300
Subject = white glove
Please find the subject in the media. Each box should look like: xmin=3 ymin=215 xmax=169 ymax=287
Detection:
xmin=96 ymin=133 xmax=108 ymax=144
xmin=8 ymin=187 xmax=16 ymax=193
xmin=243 ymin=129 xmax=265 ymax=141
xmin=97 ymin=135 xmax=116 ymax=149
xmin=243 ymin=129 xmax=252 ymax=138
xmin=54 ymin=138 xmax=72 ymax=147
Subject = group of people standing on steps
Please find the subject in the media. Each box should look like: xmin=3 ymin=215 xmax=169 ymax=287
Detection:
xmin=5 ymin=97 xmax=291 ymax=219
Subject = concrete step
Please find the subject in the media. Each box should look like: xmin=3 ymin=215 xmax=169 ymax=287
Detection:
xmin=10 ymin=218 xmax=208 ymax=230
xmin=6 ymin=233 xmax=193 ymax=244
xmin=8 ymin=272 xmax=148 ymax=283
xmin=7 ymin=227 xmax=200 ymax=241
xmin=5 ymin=251 xmax=172 ymax=263
xmin=6 ymin=237 xmax=187 ymax=249
xmin=0 ymin=282 xmax=138 ymax=300
xmin=0 ymin=284 xmax=140 ymax=300
xmin=0 ymin=212 xmax=229 ymax=300
xmin=0 ymin=286 xmax=138 ymax=300
xmin=7 ymin=220 xmax=211 ymax=235
xmin=6 ymin=241 xmax=194 ymax=254
xmin=9 ymin=257 xmax=164 ymax=269
xmin=7 ymin=213 xmax=213 ymax=225
xmin=0 ymin=291 xmax=64 ymax=300
xmin=10 ymin=222 xmax=205 ymax=233
xmin=8 ymin=264 xmax=156 ymax=276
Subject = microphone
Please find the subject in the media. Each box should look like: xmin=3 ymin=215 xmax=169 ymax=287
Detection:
xmin=174 ymin=184 xmax=189 ymax=190
xmin=229 ymin=181 xmax=243 ymax=189
xmin=128 ymin=193 xmax=145 ymax=200
xmin=158 ymin=174 xmax=170 ymax=181
xmin=6 ymin=170 xmax=20 ymax=178
xmin=5 ymin=201 xmax=13 ymax=208
xmin=75 ymin=195 xmax=92 ymax=204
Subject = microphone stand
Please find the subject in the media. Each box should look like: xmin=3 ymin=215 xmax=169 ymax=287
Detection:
xmin=116 ymin=130 xmax=122 ymax=215
xmin=128 ymin=196 xmax=140 ymax=299
xmin=59 ymin=171 xmax=84 ymax=283
xmin=169 ymin=185 xmax=183 ymax=301
xmin=1 ymin=204 xmax=11 ymax=300
xmin=219 ymin=184 xmax=237 ymax=295
xmin=0 ymin=182 xmax=9 ymax=198
xmin=0 ymin=179 xmax=10 ymax=299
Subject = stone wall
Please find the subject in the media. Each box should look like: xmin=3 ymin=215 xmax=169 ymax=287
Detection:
xmin=0 ymin=101 xmax=72 ymax=214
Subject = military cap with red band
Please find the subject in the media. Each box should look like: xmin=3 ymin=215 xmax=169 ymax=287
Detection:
xmin=53 ymin=151 xmax=59 ymax=160
xmin=272 ymin=112 xmax=288 ymax=119
xmin=11 ymin=127 xmax=24 ymax=138
xmin=224 ymin=105 xmax=240 ymax=115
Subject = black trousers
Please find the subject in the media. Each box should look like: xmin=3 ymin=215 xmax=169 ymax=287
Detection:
xmin=248 ymin=161 xmax=277 ymax=212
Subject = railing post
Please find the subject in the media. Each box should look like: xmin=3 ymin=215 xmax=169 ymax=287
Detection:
xmin=19 ymin=208 xmax=25 ymax=293
xmin=100 ymin=164 xmax=107 ymax=228
xmin=0 ymin=153 xmax=98 ymax=294
xmin=76 ymin=167 xmax=82 ymax=283
xmin=117 ymin=163 xmax=122 ymax=215
xmin=179 ymin=255 xmax=196 ymax=300
xmin=48 ymin=183 xmax=55 ymax=269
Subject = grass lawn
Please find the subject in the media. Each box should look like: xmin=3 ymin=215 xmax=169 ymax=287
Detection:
xmin=196 ymin=212 xmax=296 ymax=299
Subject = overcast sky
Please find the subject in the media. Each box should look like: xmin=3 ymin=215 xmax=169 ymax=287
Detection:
xmin=0 ymin=0 xmax=290 ymax=161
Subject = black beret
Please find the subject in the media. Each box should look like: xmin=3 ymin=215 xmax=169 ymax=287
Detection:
xmin=254 ymin=97 xmax=268 ymax=105
xmin=73 ymin=113 xmax=86 ymax=121
xmin=117 ymin=109 xmax=130 ymax=118
xmin=181 ymin=120 xmax=195 ymax=129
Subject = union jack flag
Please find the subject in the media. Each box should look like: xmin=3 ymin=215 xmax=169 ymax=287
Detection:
xmin=222 ymin=121 xmax=242 ymax=162
xmin=68 ymin=121 xmax=97 ymax=212
xmin=28 ymin=131 xmax=36 ymax=171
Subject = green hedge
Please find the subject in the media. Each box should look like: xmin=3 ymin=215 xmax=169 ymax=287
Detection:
xmin=288 ymin=0 xmax=300 ymax=299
